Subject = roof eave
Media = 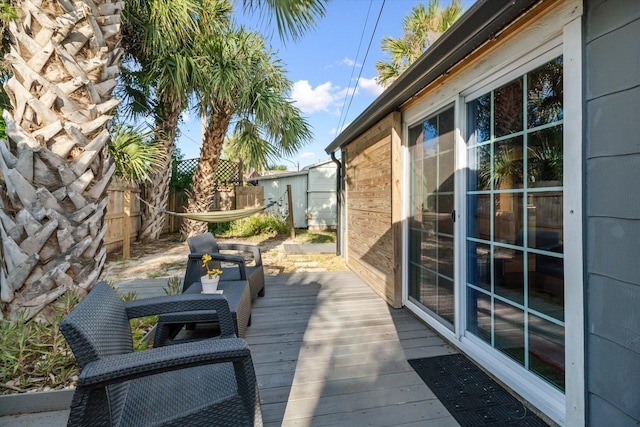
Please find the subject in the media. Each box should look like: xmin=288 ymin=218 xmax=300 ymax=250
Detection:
xmin=325 ymin=0 xmax=540 ymax=154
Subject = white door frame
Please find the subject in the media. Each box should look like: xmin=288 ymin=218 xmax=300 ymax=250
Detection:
xmin=401 ymin=9 xmax=584 ymax=425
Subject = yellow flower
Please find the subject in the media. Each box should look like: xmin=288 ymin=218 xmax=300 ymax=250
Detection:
xmin=202 ymin=254 xmax=223 ymax=278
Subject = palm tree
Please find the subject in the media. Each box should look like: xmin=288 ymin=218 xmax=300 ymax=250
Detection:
xmin=239 ymin=0 xmax=326 ymax=42
xmin=376 ymin=0 xmax=463 ymax=87
xmin=0 ymin=0 xmax=325 ymax=319
xmin=181 ymin=28 xmax=312 ymax=237
xmin=127 ymin=0 xmax=327 ymax=241
xmin=121 ymin=0 xmax=231 ymax=241
xmin=1 ymin=1 xmax=122 ymax=319
xmin=0 ymin=3 xmax=18 ymax=140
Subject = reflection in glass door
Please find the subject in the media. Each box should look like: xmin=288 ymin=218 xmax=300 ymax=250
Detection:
xmin=408 ymin=106 xmax=455 ymax=330
xmin=466 ymin=57 xmax=565 ymax=391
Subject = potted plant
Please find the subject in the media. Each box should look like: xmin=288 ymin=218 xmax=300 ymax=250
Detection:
xmin=201 ymin=254 xmax=223 ymax=293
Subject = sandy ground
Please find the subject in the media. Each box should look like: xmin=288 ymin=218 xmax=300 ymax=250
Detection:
xmin=101 ymin=233 xmax=347 ymax=284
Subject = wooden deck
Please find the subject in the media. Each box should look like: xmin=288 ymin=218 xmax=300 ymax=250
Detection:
xmin=246 ymin=271 xmax=460 ymax=427
xmin=113 ymin=271 xmax=461 ymax=426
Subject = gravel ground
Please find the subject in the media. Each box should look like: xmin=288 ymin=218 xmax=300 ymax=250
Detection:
xmin=101 ymin=233 xmax=346 ymax=283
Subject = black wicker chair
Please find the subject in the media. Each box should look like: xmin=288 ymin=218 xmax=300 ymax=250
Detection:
xmin=188 ymin=233 xmax=265 ymax=299
xmin=59 ymin=281 xmax=262 ymax=427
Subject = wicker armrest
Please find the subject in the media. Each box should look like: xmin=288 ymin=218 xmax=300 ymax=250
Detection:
xmin=124 ymin=293 xmax=229 ymax=317
xmin=77 ymin=337 xmax=250 ymax=388
xmin=125 ymin=294 xmax=236 ymax=337
xmin=189 ymin=252 xmax=248 ymax=280
xmin=217 ymin=243 xmax=263 ymax=266
xmin=190 ymin=251 xmax=247 ymax=266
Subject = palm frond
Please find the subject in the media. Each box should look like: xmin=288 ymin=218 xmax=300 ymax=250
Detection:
xmin=109 ymin=125 xmax=164 ymax=183
xmin=376 ymin=0 xmax=464 ymax=84
xmin=241 ymin=0 xmax=327 ymax=42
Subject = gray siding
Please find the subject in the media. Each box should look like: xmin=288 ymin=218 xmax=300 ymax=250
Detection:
xmin=585 ymin=1 xmax=640 ymax=425
xmin=259 ymin=174 xmax=308 ymax=228
xmin=307 ymin=163 xmax=337 ymax=228
xmin=256 ymin=161 xmax=337 ymax=229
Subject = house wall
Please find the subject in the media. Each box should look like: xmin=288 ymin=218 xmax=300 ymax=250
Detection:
xmin=341 ymin=1 xmax=580 ymax=423
xmin=584 ymin=1 xmax=640 ymax=425
xmin=344 ymin=113 xmax=402 ymax=308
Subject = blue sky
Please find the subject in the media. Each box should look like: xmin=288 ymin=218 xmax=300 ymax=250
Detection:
xmin=176 ymin=0 xmax=476 ymax=170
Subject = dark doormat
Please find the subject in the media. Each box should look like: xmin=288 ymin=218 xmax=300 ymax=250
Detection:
xmin=408 ymin=354 xmax=549 ymax=426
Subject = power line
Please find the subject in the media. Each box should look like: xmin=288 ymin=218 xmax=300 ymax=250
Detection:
xmin=337 ymin=0 xmax=386 ymax=134
xmin=336 ymin=0 xmax=374 ymax=132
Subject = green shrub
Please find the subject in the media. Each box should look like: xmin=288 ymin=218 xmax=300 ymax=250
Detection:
xmin=1 ymin=286 xmax=158 ymax=394
xmin=0 ymin=292 xmax=80 ymax=393
xmin=214 ymin=214 xmax=289 ymax=237
xmin=208 ymin=220 xmax=232 ymax=235
xmin=163 ymin=276 xmax=182 ymax=296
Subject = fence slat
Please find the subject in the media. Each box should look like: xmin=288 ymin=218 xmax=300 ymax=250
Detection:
xmin=106 ymin=178 xmax=140 ymax=254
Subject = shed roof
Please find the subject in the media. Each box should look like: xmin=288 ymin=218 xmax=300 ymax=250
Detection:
xmin=253 ymin=159 xmax=335 ymax=182
xmin=325 ymin=0 xmax=539 ymax=154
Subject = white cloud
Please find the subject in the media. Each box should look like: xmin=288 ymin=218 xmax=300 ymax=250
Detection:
xmin=181 ymin=111 xmax=191 ymax=122
xmin=357 ymin=76 xmax=384 ymax=96
xmin=290 ymin=76 xmax=382 ymax=117
xmin=338 ymin=57 xmax=361 ymax=68
xmin=326 ymin=57 xmax=361 ymax=70
xmin=291 ymin=80 xmax=336 ymax=114
xmin=300 ymin=152 xmax=316 ymax=159
xmin=336 ymin=85 xmax=358 ymax=100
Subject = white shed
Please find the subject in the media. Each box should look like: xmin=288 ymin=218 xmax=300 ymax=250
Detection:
xmin=253 ymin=160 xmax=337 ymax=229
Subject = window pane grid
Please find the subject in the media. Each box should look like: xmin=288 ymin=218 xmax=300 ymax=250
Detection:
xmin=467 ymin=282 xmax=564 ymax=326
xmin=465 ymin=57 xmax=564 ymax=391
xmin=409 ymin=106 xmax=456 ymax=331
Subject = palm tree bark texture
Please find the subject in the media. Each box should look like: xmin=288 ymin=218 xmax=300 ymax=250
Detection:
xmin=181 ymin=108 xmax=232 ymax=237
xmin=138 ymin=96 xmax=181 ymax=241
xmin=0 ymin=0 xmax=122 ymax=320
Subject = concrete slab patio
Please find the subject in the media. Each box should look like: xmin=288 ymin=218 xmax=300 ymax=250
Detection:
xmin=283 ymin=243 xmax=336 ymax=254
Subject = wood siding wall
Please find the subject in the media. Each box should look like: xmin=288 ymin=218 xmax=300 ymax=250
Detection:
xmin=344 ymin=113 xmax=402 ymax=307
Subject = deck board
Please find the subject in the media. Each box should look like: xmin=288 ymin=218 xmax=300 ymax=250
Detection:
xmin=246 ymin=271 xmax=459 ymax=426
xmin=113 ymin=271 xmax=460 ymax=426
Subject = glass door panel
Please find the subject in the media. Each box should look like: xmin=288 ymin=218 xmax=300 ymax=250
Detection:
xmin=408 ymin=106 xmax=456 ymax=330
xmin=465 ymin=56 xmax=565 ymax=391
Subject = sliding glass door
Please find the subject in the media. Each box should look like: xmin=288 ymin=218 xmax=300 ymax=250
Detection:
xmin=465 ymin=57 xmax=565 ymax=390
xmin=408 ymin=106 xmax=456 ymax=330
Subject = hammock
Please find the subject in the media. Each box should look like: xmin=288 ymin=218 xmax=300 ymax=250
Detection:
xmin=162 ymin=205 xmax=268 ymax=223
xmin=137 ymin=191 xmax=283 ymax=224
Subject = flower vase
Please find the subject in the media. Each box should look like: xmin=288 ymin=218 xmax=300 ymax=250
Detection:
xmin=201 ymin=275 xmax=220 ymax=293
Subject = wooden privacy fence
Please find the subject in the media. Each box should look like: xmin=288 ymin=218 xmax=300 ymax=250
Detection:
xmin=105 ymin=178 xmax=141 ymax=256
xmin=106 ymin=181 xmax=265 ymax=256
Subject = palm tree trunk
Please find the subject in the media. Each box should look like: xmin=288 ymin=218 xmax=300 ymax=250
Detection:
xmin=181 ymin=110 xmax=231 ymax=238
xmin=0 ymin=0 xmax=122 ymax=320
xmin=139 ymin=96 xmax=181 ymax=241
